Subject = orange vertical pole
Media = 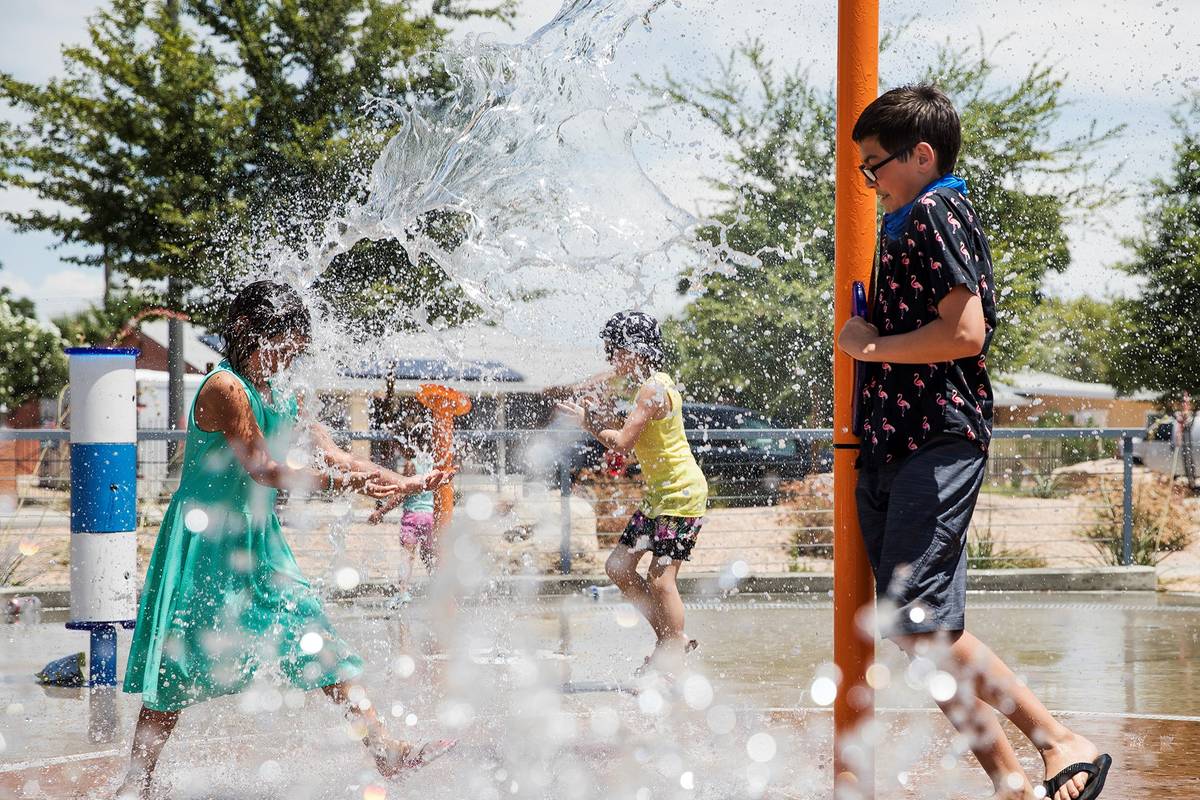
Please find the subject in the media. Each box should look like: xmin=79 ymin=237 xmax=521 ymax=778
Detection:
xmin=415 ymin=384 xmax=472 ymax=528
xmin=834 ymin=1 xmax=878 ymax=799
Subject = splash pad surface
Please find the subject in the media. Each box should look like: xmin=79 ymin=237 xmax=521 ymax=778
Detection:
xmin=3 ymin=592 xmax=1197 ymax=798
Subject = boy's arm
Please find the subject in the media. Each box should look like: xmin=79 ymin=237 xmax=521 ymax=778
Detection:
xmin=838 ymin=286 xmax=986 ymax=364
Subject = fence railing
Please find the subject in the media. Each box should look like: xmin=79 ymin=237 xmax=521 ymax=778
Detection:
xmin=1 ymin=426 xmax=1146 ymax=585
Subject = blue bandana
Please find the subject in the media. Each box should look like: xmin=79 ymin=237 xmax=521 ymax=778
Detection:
xmin=882 ymin=174 xmax=969 ymax=241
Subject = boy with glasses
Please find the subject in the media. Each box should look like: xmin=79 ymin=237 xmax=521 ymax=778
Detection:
xmin=837 ymin=84 xmax=1112 ymax=800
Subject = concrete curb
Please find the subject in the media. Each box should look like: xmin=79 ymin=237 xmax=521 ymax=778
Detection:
xmin=2 ymin=567 xmax=1157 ymax=611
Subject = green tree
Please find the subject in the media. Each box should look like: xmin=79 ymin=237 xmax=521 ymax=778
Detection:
xmin=1110 ymin=96 xmax=1200 ymax=408
xmin=0 ymin=289 xmax=68 ymax=419
xmin=657 ymin=41 xmax=1116 ymax=426
xmin=0 ymin=0 xmax=512 ymax=324
xmin=1020 ymin=297 xmax=1120 ymax=385
xmin=53 ymin=292 xmax=159 ymax=347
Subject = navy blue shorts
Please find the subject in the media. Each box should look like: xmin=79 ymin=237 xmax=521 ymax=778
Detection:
xmin=855 ymin=434 xmax=986 ymax=637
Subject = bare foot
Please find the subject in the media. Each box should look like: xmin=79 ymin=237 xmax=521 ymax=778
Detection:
xmin=1041 ymin=731 xmax=1101 ymax=800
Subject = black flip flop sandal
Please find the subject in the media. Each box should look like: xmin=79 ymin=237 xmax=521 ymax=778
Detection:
xmin=1044 ymin=754 xmax=1112 ymax=800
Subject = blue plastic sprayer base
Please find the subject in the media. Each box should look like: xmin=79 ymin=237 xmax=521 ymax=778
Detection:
xmin=66 ymin=620 xmax=135 ymax=743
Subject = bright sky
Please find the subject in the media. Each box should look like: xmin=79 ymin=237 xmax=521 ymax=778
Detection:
xmin=1 ymin=0 xmax=1196 ymax=320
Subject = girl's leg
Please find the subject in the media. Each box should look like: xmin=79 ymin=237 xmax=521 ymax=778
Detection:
xmin=322 ymin=681 xmax=452 ymax=778
xmin=115 ymin=706 xmax=181 ymax=799
xmin=643 ymin=561 xmax=691 ymax=662
xmin=605 ymin=545 xmax=663 ymax=638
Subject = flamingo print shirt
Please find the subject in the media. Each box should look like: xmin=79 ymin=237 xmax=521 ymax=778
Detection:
xmin=857 ymin=186 xmax=997 ymax=470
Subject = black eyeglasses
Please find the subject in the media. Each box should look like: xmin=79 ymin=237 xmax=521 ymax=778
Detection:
xmin=858 ymin=144 xmax=916 ymax=183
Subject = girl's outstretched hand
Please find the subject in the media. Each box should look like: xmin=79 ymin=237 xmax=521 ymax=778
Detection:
xmin=555 ymin=401 xmax=588 ymax=429
xmin=366 ymin=470 xmax=456 ymax=525
xmin=421 ymin=467 xmax=456 ymax=491
xmin=335 ymin=469 xmax=391 ymax=496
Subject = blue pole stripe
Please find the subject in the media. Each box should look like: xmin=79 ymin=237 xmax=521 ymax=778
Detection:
xmin=70 ymin=443 xmax=138 ymax=533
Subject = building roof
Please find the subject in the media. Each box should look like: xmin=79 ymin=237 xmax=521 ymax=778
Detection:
xmin=996 ymin=370 xmax=1157 ymax=403
xmin=140 ymin=320 xmax=225 ymax=373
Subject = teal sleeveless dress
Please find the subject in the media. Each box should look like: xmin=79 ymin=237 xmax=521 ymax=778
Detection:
xmin=123 ymin=362 xmax=363 ymax=712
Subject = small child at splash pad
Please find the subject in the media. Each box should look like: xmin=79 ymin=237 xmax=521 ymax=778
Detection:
xmin=556 ymin=311 xmax=707 ymax=675
xmin=116 ymin=281 xmax=456 ymax=799
xmin=369 ymin=418 xmax=442 ymax=605
xmin=837 ymin=85 xmax=1112 ymax=800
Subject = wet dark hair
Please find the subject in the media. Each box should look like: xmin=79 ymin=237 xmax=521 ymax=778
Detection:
xmin=223 ymin=280 xmax=311 ymax=375
xmin=600 ymin=310 xmax=666 ymax=370
xmin=852 ymin=84 xmax=961 ymax=174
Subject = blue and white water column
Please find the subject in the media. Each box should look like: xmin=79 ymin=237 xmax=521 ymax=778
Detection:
xmin=65 ymin=346 xmax=139 ymax=743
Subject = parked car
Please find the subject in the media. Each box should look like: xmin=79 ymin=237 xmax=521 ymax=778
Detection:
xmin=1133 ymin=415 xmax=1199 ymax=486
xmin=559 ymin=402 xmax=826 ymax=496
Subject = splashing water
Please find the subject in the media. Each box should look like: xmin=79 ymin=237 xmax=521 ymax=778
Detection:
xmin=262 ymin=0 xmax=758 ymax=356
xmin=183 ymin=3 xmax=866 ymax=799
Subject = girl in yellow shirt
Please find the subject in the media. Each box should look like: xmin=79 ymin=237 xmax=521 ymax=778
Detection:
xmin=558 ymin=311 xmax=708 ymax=674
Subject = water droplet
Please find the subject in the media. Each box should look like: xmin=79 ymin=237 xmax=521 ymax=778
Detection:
xmin=683 ymin=674 xmax=713 ymax=710
xmin=680 ymin=771 xmax=695 ymax=790
xmin=184 ymin=508 xmax=209 ymax=533
xmin=1006 ymin=772 xmax=1025 ymax=791
xmin=17 ymin=538 xmax=38 ymax=557
xmin=286 ymin=448 xmax=309 ymax=470
xmin=746 ymin=732 xmax=777 ymax=763
xmin=637 ymin=688 xmax=664 ymax=714
xmin=335 ymin=566 xmax=360 ymax=591
xmin=731 ymin=560 xmax=750 ymax=578
xmin=810 ymin=676 xmax=837 ymax=706
xmin=465 ymin=492 xmax=494 ymax=520
xmin=865 ymin=663 xmax=891 ymax=689
xmin=908 ymin=606 xmax=927 ymax=624
xmin=405 ymin=713 xmax=418 ymax=726
xmin=706 ymin=704 xmax=736 ymax=735
xmin=613 ymin=603 xmax=639 ymax=628
xmin=300 ymin=632 xmax=324 ymax=654
xmin=928 ymin=671 xmax=958 ymax=703
xmin=394 ymin=655 xmax=416 ymax=678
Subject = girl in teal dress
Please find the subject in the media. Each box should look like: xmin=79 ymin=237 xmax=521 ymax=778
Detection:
xmin=117 ymin=281 xmax=455 ymax=799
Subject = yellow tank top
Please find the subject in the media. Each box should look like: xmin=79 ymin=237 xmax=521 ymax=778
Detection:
xmin=632 ymin=372 xmax=708 ymax=518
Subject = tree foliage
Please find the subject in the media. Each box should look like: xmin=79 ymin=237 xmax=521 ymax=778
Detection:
xmin=0 ymin=0 xmax=512 ymax=325
xmin=0 ymin=289 xmax=68 ymax=417
xmin=1110 ymin=96 xmax=1200 ymax=407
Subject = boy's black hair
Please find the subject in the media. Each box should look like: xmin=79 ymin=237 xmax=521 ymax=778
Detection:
xmin=223 ymin=280 xmax=312 ymax=375
xmin=852 ymin=84 xmax=961 ymax=174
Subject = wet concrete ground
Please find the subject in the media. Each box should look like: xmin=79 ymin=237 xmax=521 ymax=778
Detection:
xmin=2 ymin=592 xmax=1198 ymax=798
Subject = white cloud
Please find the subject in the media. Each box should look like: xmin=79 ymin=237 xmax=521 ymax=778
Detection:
xmin=0 ymin=272 xmax=34 ymax=299
xmin=0 ymin=267 xmax=103 ymax=320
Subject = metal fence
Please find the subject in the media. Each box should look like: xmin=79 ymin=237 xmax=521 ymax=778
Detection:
xmin=0 ymin=426 xmax=1145 ymax=588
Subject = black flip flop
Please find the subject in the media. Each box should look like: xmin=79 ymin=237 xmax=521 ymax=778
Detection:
xmin=1044 ymin=754 xmax=1112 ymax=800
